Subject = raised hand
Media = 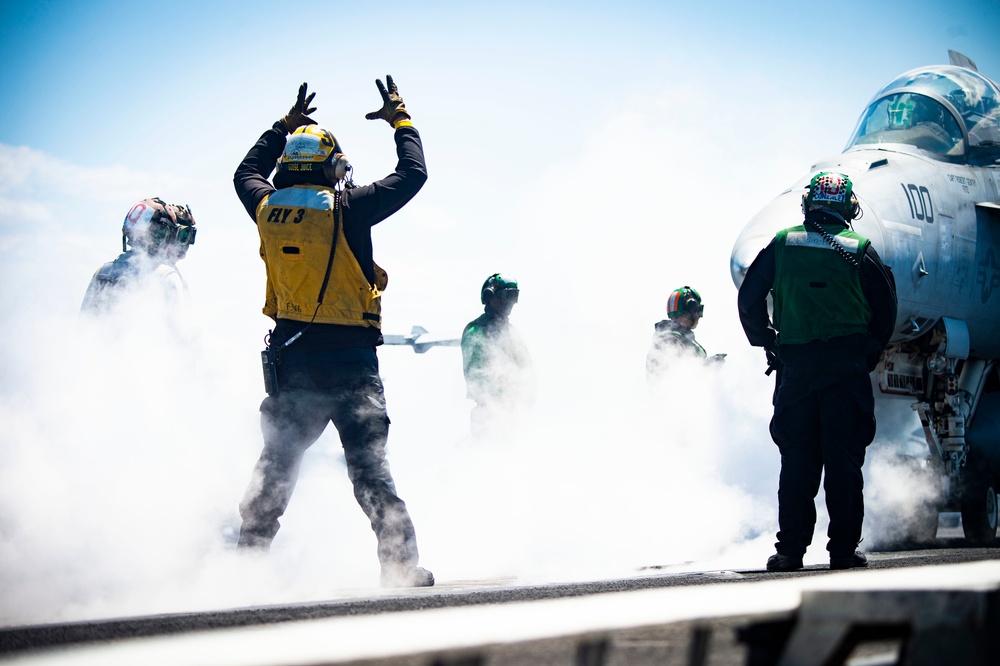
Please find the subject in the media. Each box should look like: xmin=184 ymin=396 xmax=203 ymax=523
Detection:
xmin=364 ymin=75 xmax=410 ymax=127
xmin=280 ymin=82 xmax=318 ymax=133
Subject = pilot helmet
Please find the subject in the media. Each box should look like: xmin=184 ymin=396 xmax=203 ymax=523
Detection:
xmin=667 ymin=286 xmax=703 ymax=320
xmin=803 ymin=172 xmax=860 ymax=220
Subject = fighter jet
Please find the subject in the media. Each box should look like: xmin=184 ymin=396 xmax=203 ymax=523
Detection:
xmin=382 ymin=325 xmax=460 ymax=353
xmin=731 ymin=51 xmax=1000 ymax=545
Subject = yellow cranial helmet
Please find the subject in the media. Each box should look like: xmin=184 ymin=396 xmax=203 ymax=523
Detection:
xmin=277 ymin=126 xmax=346 ymax=177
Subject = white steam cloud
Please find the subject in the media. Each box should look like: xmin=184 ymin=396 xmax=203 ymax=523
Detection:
xmin=0 ymin=79 xmax=932 ymax=626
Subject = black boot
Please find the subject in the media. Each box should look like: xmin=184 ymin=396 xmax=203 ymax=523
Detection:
xmin=766 ymin=553 xmax=804 ymax=572
xmin=830 ymin=551 xmax=868 ymax=570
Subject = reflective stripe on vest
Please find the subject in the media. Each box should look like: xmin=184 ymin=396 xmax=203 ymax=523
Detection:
xmin=772 ymin=224 xmax=871 ymax=345
xmin=256 ymin=185 xmax=385 ymax=327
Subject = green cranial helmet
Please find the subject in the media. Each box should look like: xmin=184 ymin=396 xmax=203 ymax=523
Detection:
xmin=803 ymin=171 xmax=860 ymax=220
xmin=667 ymin=286 xmax=703 ymax=319
xmin=481 ymin=273 xmax=520 ymax=305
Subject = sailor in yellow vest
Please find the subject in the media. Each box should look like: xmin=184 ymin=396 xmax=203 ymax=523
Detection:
xmin=738 ymin=172 xmax=897 ymax=573
xmin=233 ymin=78 xmax=433 ymax=588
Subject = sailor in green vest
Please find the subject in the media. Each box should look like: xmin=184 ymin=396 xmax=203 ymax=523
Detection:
xmin=233 ymin=78 xmax=433 ymax=588
xmin=461 ymin=273 xmax=535 ymax=437
xmin=738 ymin=172 xmax=897 ymax=572
xmin=646 ymin=286 xmax=725 ymax=383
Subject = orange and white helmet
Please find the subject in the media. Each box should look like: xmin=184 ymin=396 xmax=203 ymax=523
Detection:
xmin=122 ymin=198 xmax=196 ymax=255
xmin=666 ymin=286 xmax=703 ymax=319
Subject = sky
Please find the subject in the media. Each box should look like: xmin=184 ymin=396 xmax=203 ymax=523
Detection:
xmin=1 ymin=0 xmax=998 ymax=626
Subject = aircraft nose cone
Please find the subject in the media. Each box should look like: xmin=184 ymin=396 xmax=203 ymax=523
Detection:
xmin=731 ymin=189 xmax=805 ymax=289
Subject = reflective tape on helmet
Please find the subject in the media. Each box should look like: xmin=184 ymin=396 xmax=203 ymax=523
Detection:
xmin=280 ymin=126 xmax=337 ymax=170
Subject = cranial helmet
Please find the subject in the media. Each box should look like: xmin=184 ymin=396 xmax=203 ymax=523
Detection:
xmin=481 ymin=273 xmax=520 ymax=306
xmin=277 ymin=125 xmax=350 ymax=185
xmin=802 ymin=171 xmax=860 ymax=220
xmin=666 ymin=286 xmax=703 ymax=319
xmin=122 ymin=198 xmax=197 ymax=255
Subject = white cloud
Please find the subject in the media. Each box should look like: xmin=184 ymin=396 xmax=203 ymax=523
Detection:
xmin=0 ymin=64 xmax=932 ymax=625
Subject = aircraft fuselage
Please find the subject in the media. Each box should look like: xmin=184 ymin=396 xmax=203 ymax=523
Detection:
xmin=731 ymin=56 xmax=1000 ymax=545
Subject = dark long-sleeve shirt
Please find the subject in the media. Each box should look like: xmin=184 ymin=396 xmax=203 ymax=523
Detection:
xmin=234 ymin=121 xmax=427 ymax=350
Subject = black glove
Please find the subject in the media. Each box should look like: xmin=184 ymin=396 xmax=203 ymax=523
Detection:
xmin=764 ymin=346 xmax=782 ymax=376
xmin=364 ymin=75 xmax=410 ymax=127
xmin=280 ymin=82 xmax=317 ymax=133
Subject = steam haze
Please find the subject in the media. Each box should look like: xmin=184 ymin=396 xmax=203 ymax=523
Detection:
xmin=1 ymin=0 xmax=998 ymax=626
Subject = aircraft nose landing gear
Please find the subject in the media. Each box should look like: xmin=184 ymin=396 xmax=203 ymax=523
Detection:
xmin=879 ymin=329 xmax=999 ymax=547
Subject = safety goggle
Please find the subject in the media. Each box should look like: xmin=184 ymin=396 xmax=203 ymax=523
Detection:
xmin=147 ymin=221 xmax=196 ymax=247
xmin=497 ymin=288 xmax=519 ymax=303
xmin=175 ymin=226 xmax=196 ymax=246
xmin=684 ymin=300 xmax=704 ymax=317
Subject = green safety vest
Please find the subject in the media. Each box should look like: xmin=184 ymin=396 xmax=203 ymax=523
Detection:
xmin=772 ymin=223 xmax=872 ymax=345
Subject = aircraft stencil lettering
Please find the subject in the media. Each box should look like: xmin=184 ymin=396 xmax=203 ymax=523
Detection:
xmin=902 ymin=184 xmax=934 ymax=222
xmin=731 ymin=51 xmax=1000 ymax=546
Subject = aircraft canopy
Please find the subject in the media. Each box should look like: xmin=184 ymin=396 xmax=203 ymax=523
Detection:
xmin=846 ymin=65 xmax=1000 ymax=160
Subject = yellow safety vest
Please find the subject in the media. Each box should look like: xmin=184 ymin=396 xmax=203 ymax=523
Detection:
xmin=256 ymin=185 xmax=387 ymax=327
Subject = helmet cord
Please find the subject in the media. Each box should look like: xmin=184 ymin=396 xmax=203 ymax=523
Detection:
xmin=265 ymin=191 xmax=342 ymax=357
xmin=805 ymin=218 xmax=868 ymax=290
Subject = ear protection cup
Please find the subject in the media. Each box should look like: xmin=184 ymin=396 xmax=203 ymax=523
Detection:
xmin=481 ymin=273 xmax=501 ymax=304
xmin=323 ymin=153 xmax=350 ymax=182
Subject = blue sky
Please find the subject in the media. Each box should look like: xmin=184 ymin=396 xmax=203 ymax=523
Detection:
xmin=0 ymin=0 xmax=998 ymax=623
xmin=3 ymin=0 xmax=997 ymax=327
xmin=3 ymin=1 xmax=998 ymax=166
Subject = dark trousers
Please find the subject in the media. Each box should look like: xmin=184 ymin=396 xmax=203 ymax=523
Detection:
xmin=769 ymin=360 xmax=876 ymax=558
xmin=237 ymin=350 xmax=419 ymax=571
